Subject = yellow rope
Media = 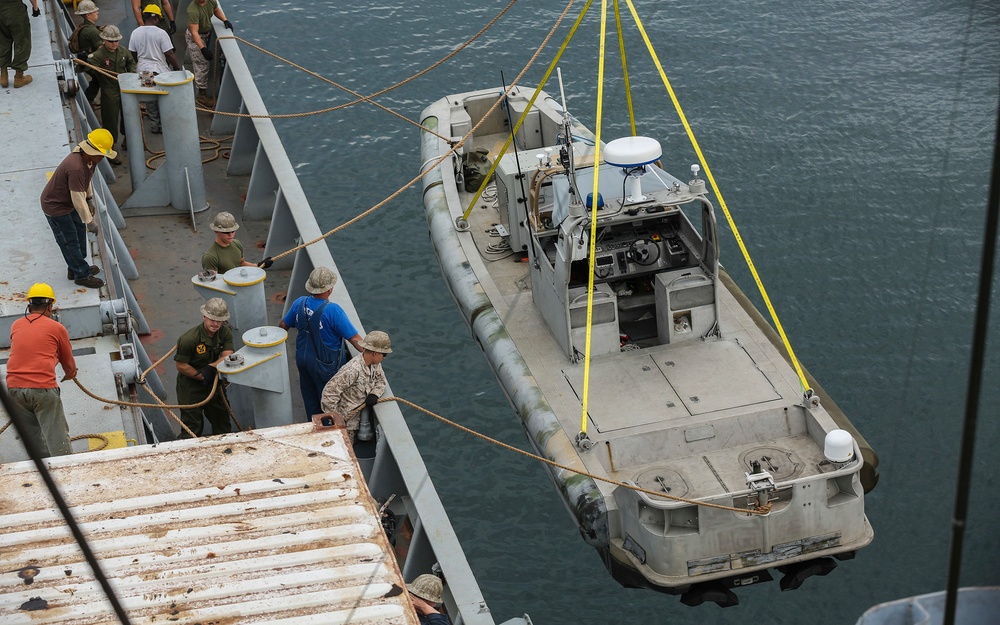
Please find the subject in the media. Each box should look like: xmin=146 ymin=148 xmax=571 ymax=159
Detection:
xmin=580 ymin=0 xmax=610 ymax=436
xmin=460 ymin=0 xmax=595 ymax=222
xmin=138 ymin=345 xmax=176 ymax=384
xmin=613 ymin=0 xmax=637 ymax=136
xmin=621 ymin=0 xmax=811 ymax=394
xmin=386 ymin=396 xmax=768 ymax=516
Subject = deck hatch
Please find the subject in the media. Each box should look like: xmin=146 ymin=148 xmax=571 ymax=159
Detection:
xmin=562 ymin=353 xmax=690 ymax=432
xmin=654 ymin=340 xmax=781 ymax=415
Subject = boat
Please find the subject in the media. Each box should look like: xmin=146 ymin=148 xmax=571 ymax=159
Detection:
xmin=0 ymin=2 xmax=528 ymax=623
xmin=419 ymin=5 xmax=880 ymax=607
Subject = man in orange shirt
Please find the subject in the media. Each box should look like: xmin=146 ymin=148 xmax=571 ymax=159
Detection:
xmin=5 ymin=283 xmax=77 ymax=457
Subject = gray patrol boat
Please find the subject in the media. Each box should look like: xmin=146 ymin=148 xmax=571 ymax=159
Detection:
xmin=420 ymin=82 xmax=880 ymax=606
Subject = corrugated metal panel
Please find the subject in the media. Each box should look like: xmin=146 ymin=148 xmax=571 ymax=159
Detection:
xmin=0 ymin=422 xmax=419 ymax=624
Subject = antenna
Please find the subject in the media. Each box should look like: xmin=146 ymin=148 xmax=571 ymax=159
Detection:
xmin=557 ymin=67 xmax=568 ymax=113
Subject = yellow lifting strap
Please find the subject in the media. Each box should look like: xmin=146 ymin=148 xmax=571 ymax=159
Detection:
xmin=615 ymin=0 xmax=812 ymax=394
xmin=579 ymin=0 xmax=611 ymax=436
xmin=461 ymin=0 xmax=596 ymax=222
xmin=613 ymin=0 xmax=637 ymax=137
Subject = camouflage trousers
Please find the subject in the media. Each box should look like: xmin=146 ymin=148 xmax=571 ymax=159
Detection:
xmin=184 ymin=29 xmax=209 ymax=90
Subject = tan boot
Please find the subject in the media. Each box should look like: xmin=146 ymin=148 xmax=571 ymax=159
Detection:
xmin=13 ymin=70 xmax=32 ymax=88
xmin=0 ymin=68 xmax=7 ymax=88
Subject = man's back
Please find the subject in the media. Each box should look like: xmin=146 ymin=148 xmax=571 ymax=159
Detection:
xmin=7 ymin=315 xmax=76 ymax=388
xmin=129 ymin=24 xmax=173 ymax=74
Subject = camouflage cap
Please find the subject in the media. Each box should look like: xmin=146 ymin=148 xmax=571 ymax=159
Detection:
xmin=359 ymin=330 xmax=392 ymax=354
xmin=209 ymin=211 xmax=240 ymax=233
xmin=200 ymin=297 xmax=230 ymax=321
xmin=100 ymin=25 xmax=122 ymax=41
xmin=305 ymin=267 xmax=337 ymax=294
xmin=408 ymin=574 xmax=442 ymax=605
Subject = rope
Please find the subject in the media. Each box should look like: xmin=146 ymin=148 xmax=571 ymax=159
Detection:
xmin=198 ymin=0 xmax=520 ymax=122
xmin=71 ymin=375 xmax=220 ymax=411
xmin=219 ymin=384 xmax=245 ymax=432
xmin=613 ymin=0 xmax=637 ymax=136
xmin=0 ymin=419 xmax=11 ymax=437
xmin=70 ymin=433 xmax=109 ymax=452
xmin=580 ymin=0 xmax=611 ymax=436
xmin=268 ymin=0 xmax=581 ymax=265
xmin=621 ymin=0 xmax=811 ymax=394
xmin=138 ymin=345 xmax=176 ymax=384
xmin=139 ymin=381 xmax=198 ymax=439
xmin=385 ymin=396 xmax=769 ymax=516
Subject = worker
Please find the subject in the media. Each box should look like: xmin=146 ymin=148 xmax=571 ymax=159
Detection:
xmin=69 ymin=0 xmax=103 ymax=104
xmin=5 ymin=283 xmax=77 ymax=458
xmin=0 ymin=0 xmax=41 ymax=88
xmin=84 ymin=25 xmax=134 ymax=163
xmin=408 ymin=574 xmax=450 ymax=625
xmin=185 ymin=0 xmax=232 ymax=107
xmin=201 ymin=211 xmax=273 ymax=273
xmin=128 ymin=4 xmax=181 ymax=135
xmin=279 ymin=267 xmax=363 ymax=420
xmin=173 ymin=298 xmax=233 ymax=438
xmin=39 ymin=128 xmax=113 ymax=290
xmin=320 ymin=331 xmax=391 ymax=443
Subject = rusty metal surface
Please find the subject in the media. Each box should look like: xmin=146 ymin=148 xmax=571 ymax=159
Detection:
xmin=0 ymin=422 xmax=418 ymax=624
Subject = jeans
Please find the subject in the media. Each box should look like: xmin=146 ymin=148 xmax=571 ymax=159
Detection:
xmin=7 ymin=387 xmax=72 ymax=457
xmin=45 ymin=211 xmax=90 ymax=279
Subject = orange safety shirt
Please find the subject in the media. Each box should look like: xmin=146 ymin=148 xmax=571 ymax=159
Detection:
xmin=6 ymin=315 xmax=77 ymax=388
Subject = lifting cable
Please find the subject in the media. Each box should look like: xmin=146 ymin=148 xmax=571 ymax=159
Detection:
xmin=620 ymin=0 xmax=811 ymax=394
xmin=579 ymin=0 xmax=611 ymax=437
xmin=613 ymin=0 xmax=637 ymax=137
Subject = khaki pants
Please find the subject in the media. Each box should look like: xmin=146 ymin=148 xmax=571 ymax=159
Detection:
xmin=7 ymin=387 xmax=72 ymax=457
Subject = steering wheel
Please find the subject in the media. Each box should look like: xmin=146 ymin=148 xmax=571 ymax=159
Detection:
xmin=628 ymin=238 xmax=661 ymax=266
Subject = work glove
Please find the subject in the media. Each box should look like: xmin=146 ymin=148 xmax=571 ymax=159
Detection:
xmin=167 ymin=20 xmax=176 ymax=35
xmin=257 ymin=257 xmax=274 ymax=269
xmin=364 ymin=394 xmax=379 ymax=408
xmin=200 ymin=47 xmax=213 ymax=61
xmin=31 ymin=7 xmax=40 ymax=16
xmin=198 ymin=365 xmax=216 ymax=386
xmin=75 ymin=52 xmax=89 ymax=63
xmin=223 ymin=19 xmax=233 ymax=30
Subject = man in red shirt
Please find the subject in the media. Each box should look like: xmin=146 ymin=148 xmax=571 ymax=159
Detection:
xmin=5 ymin=283 xmax=78 ymax=457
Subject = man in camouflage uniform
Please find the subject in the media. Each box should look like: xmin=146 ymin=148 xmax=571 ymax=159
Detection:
xmin=86 ymin=25 xmax=135 ymax=164
xmin=174 ymin=298 xmax=234 ymax=438
xmin=71 ymin=0 xmax=103 ymax=103
xmin=320 ymin=331 xmax=391 ymax=442
xmin=0 ymin=0 xmax=41 ymax=88
xmin=185 ymin=0 xmax=232 ymax=107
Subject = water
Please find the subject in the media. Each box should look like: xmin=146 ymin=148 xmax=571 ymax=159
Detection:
xmin=230 ymin=1 xmax=998 ymax=622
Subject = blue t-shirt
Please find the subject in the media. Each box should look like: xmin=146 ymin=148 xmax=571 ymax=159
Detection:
xmin=282 ymin=296 xmax=357 ymax=361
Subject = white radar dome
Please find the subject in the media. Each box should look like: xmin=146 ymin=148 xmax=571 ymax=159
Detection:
xmin=823 ymin=429 xmax=855 ymax=463
xmin=604 ymin=136 xmax=662 ymax=168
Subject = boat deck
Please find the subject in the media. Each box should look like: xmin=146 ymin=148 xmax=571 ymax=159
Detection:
xmin=457 ymin=177 xmax=836 ymax=499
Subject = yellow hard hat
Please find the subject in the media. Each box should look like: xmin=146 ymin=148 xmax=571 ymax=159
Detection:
xmin=141 ymin=4 xmax=162 ymax=17
xmin=27 ymin=283 xmax=56 ymax=303
xmin=79 ymin=128 xmax=117 ymax=159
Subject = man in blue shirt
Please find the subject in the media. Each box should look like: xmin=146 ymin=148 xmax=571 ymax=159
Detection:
xmin=279 ymin=266 xmax=362 ymax=420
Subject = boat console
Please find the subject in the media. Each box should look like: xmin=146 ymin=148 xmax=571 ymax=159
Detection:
xmin=490 ymin=127 xmax=720 ymax=360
